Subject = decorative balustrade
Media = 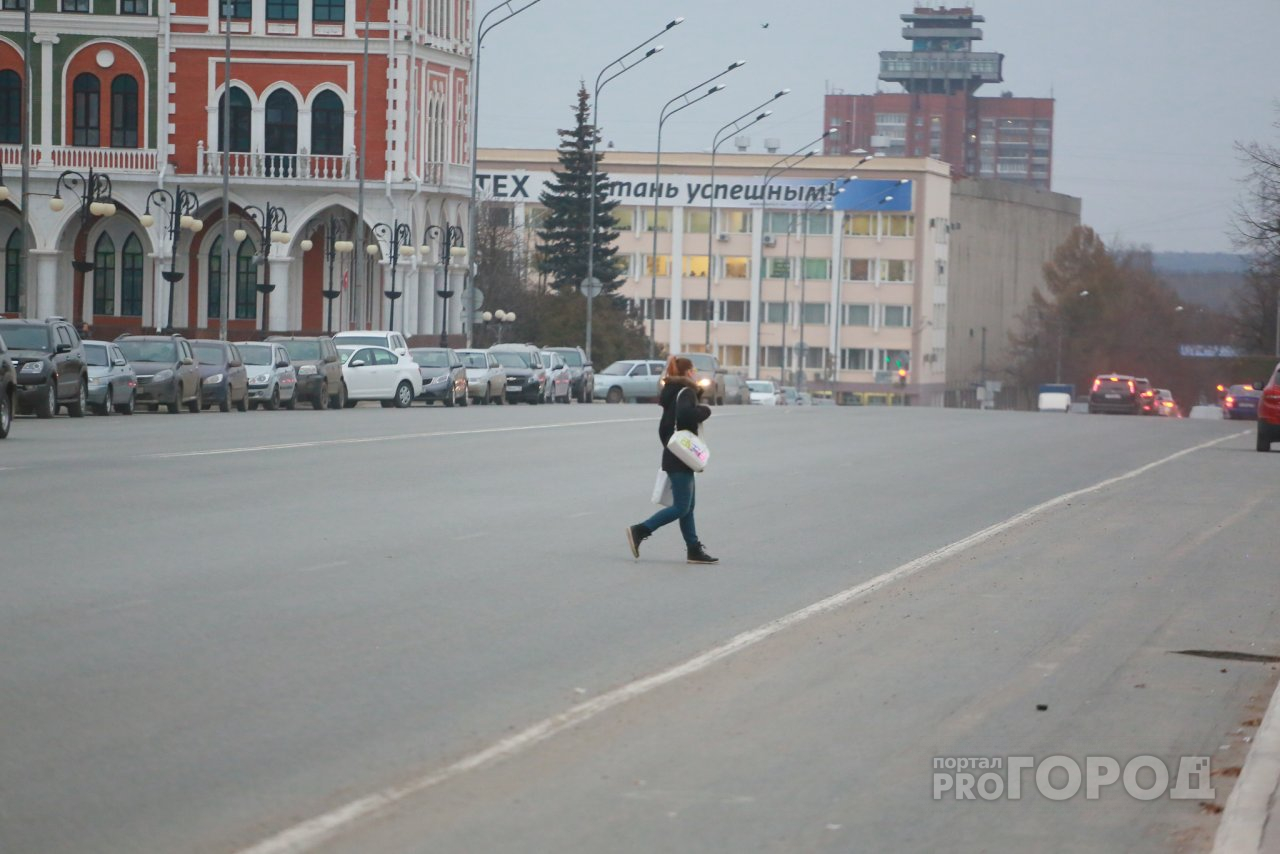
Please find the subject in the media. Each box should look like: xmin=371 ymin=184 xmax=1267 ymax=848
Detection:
xmin=198 ymin=143 xmax=356 ymax=180
xmin=49 ymin=146 xmax=158 ymax=171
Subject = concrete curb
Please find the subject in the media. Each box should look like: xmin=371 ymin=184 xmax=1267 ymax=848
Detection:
xmin=1212 ymin=673 xmax=1280 ymax=853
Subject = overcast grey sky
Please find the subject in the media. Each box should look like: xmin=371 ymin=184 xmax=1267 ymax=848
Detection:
xmin=476 ymin=0 xmax=1280 ymax=255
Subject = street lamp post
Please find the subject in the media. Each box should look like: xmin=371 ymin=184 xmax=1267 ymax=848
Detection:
xmin=464 ymin=0 xmax=547 ymax=348
xmin=645 ymin=62 xmax=741 ymax=359
xmin=140 ymin=186 xmax=202 ymax=333
xmin=238 ymin=202 xmax=290 ymax=333
xmin=481 ymin=309 xmax=515 ymax=344
xmin=320 ymin=217 xmax=353 ymax=332
xmin=366 ymin=220 xmax=412 ymax=331
xmin=703 ymin=91 xmax=788 ymax=350
xmin=584 ymin=17 xmax=683 ymax=363
xmin=422 ymin=223 xmax=467 ymax=347
xmin=50 ymin=169 xmax=116 ymax=325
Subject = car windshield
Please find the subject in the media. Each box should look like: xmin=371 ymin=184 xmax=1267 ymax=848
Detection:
xmin=460 ymin=352 xmax=488 ymax=368
xmin=0 ymin=324 xmax=52 ymax=351
xmin=600 ymin=361 xmax=633 ymax=376
xmin=552 ymin=349 xmax=583 ymax=366
xmin=747 ymin=381 xmax=775 ymax=392
xmin=239 ymin=344 xmax=274 ymax=366
xmin=279 ymin=340 xmax=321 ymax=361
xmin=335 ymin=335 xmax=387 ymax=347
xmin=410 ymin=350 xmax=450 ymax=368
xmin=336 ymin=347 xmax=356 ymax=365
xmin=118 ymin=340 xmax=177 ymax=363
xmin=492 ymin=352 xmax=530 ymax=369
xmin=191 ymin=342 xmax=227 ymax=365
xmin=681 ymin=353 xmax=715 ymax=372
xmin=83 ymin=343 xmax=111 ymax=367
xmin=1095 ymin=378 xmax=1131 ymax=391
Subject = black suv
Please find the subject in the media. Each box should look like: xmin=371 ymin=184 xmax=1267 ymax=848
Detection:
xmin=545 ymin=346 xmax=594 ymax=404
xmin=1088 ymin=374 xmax=1142 ymax=415
xmin=0 ymin=332 xmax=16 ymax=437
xmin=266 ymin=335 xmax=345 ymax=409
xmin=115 ymin=334 xmax=203 ymax=414
xmin=0 ymin=317 xmax=89 ymax=418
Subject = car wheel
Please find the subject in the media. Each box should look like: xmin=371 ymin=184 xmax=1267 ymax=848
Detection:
xmin=1259 ymin=422 xmax=1274 ymax=453
xmin=35 ymin=382 xmax=57 ymax=418
xmin=187 ymin=383 xmax=202 ymax=413
xmin=0 ymin=388 xmax=11 ymax=438
xmin=167 ymin=387 xmax=181 ymax=413
xmin=606 ymin=386 xmax=623 ymax=404
xmin=312 ymin=382 xmax=328 ymax=411
xmin=117 ymin=389 xmax=136 ymax=415
xmin=332 ymin=382 xmax=349 ymax=410
xmin=248 ymin=400 xmax=259 ymax=411
xmin=459 ymin=386 xmax=469 ymax=407
xmin=283 ymin=392 xmax=297 ymax=411
xmin=265 ymin=386 xmax=280 ymax=412
xmin=219 ymin=388 xmax=232 ymax=413
xmin=394 ymin=381 xmax=413 ymax=408
xmin=66 ymin=377 xmax=88 ymax=418
xmin=95 ymin=385 xmax=113 ymax=416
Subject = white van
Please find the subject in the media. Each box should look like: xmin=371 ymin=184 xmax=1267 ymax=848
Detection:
xmin=333 ymin=330 xmax=409 ymax=356
xmin=1037 ymin=391 xmax=1072 ymax=413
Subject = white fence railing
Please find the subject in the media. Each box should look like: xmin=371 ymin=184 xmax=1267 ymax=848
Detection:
xmin=0 ymin=145 xmax=159 ymax=172
xmin=198 ymin=144 xmax=356 ymax=180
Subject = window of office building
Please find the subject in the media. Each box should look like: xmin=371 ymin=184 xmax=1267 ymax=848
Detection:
xmin=267 ymin=0 xmax=297 ymax=20
xmin=760 ymin=346 xmax=790 ymax=368
xmin=110 ymin=75 xmax=139 ymax=148
xmin=882 ymin=214 xmax=914 ymax=237
xmin=611 ymin=207 xmax=634 ymax=231
xmin=723 ymin=256 xmax=749 ymax=278
xmin=218 ymin=87 xmax=251 ymax=152
xmin=842 ymin=303 xmax=871 ymax=326
xmin=766 ymin=257 xmax=791 ymax=279
xmin=840 ymin=347 xmax=872 ymax=371
xmin=685 ymin=209 xmax=711 ymax=233
xmin=0 ymin=70 xmax=20 ymax=144
xmin=234 ymin=238 xmax=257 ymax=319
xmin=683 ymin=255 xmax=709 ymax=278
xmin=642 ymin=254 xmax=671 ymax=276
xmin=640 ymin=298 xmax=670 ymax=320
xmin=311 ymin=91 xmax=344 ymax=155
xmin=764 ymin=302 xmax=789 ymax=324
xmin=72 ymin=73 xmax=100 ymax=146
xmin=764 ymin=211 xmax=793 ymax=235
xmin=880 ymin=259 xmax=913 ymax=283
xmin=801 ymin=211 xmax=831 ymax=235
xmin=720 ymin=300 xmax=750 ymax=322
xmin=4 ymin=229 xmax=23 ymax=313
xmin=801 ymin=345 xmax=827 ymax=369
xmin=524 ymin=206 xmax=548 ymax=229
xmin=843 ymin=214 xmax=874 ymax=236
xmin=62 ymin=0 xmax=89 ymax=10
xmin=120 ymin=235 xmax=143 ymax=316
xmin=683 ymin=299 xmax=711 ymax=321
xmin=717 ymin=345 xmax=746 ymax=367
xmin=882 ymin=304 xmax=912 ymax=327
xmin=800 ymin=302 xmax=827 ymax=325
xmin=314 ymin=0 xmax=345 ymax=22
xmin=802 ymin=257 xmax=829 ymax=279
xmin=642 ymin=208 xmax=671 ymax=232
xmin=843 ymin=258 xmax=871 ymax=281
xmin=723 ymin=210 xmax=751 ymax=233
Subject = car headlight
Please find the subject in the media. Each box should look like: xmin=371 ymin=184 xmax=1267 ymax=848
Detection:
xmin=433 ymin=375 xmax=449 ymax=384
xmin=698 ymin=378 xmax=711 ymax=388
xmin=88 ymin=376 xmax=107 ymax=385
xmin=297 ymin=364 xmax=317 ymax=375
xmin=154 ymin=369 xmax=174 ymax=382
xmin=205 ymin=373 xmax=224 ymax=385
xmin=252 ymin=373 xmax=270 ymax=384
xmin=19 ymin=360 xmax=44 ymax=374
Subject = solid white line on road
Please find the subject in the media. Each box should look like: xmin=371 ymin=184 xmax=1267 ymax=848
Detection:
xmin=452 ymin=533 xmax=486 ymax=541
xmin=143 ymin=417 xmax=654 ymax=459
xmin=1212 ymin=657 xmax=1280 ymax=854
xmin=567 ymin=511 xmax=594 ymax=519
xmin=236 ymin=429 xmax=1249 ymax=854
xmin=292 ymin=561 xmax=350 ymax=574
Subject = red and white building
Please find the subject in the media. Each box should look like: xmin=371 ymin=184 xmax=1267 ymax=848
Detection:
xmin=0 ymin=0 xmax=473 ymax=338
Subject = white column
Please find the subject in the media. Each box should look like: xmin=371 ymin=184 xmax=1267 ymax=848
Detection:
xmin=400 ymin=265 xmax=419 ymax=337
xmin=31 ymin=250 xmax=60 ymax=319
xmin=416 ymin=264 xmax=433 ymax=337
xmin=268 ymin=257 xmax=291 ymax=330
xmin=668 ymin=207 xmax=684 ymax=353
xmin=34 ymin=34 xmax=57 ymax=160
xmin=748 ymin=209 xmax=763 ymax=377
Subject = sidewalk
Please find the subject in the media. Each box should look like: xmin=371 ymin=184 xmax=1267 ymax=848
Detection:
xmin=1214 ymin=674 xmax=1280 ymax=853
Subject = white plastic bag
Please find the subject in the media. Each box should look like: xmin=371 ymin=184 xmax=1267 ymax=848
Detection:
xmin=651 ymin=470 xmax=674 ymax=506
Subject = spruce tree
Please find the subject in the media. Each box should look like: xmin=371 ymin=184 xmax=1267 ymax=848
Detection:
xmin=536 ymin=86 xmax=624 ymax=293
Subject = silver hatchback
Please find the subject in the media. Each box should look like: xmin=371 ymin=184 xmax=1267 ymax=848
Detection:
xmin=234 ymin=341 xmax=298 ymax=411
xmin=83 ymin=340 xmax=138 ymax=415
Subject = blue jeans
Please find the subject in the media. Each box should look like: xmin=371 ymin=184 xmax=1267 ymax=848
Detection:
xmin=641 ymin=471 xmax=698 ymax=546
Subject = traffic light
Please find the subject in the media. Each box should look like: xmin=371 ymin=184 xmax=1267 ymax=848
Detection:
xmin=897 ymin=368 xmax=908 ymax=387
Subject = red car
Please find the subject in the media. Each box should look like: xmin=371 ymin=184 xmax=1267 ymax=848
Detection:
xmin=1257 ymin=363 xmax=1280 ymax=452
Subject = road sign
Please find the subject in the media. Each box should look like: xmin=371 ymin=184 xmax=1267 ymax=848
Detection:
xmin=469 ymin=287 xmax=484 ymax=312
xmin=579 ymin=277 xmax=603 ymax=298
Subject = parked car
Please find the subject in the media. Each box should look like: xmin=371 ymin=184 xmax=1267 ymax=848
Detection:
xmin=333 ymin=329 xmax=409 ymax=356
xmin=456 ymin=349 xmax=507 ymax=405
xmin=1257 ymin=363 xmax=1280 ymax=452
xmin=337 ymin=344 xmax=422 ymax=407
xmin=723 ymin=373 xmax=750 ymax=405
xmin=540 ymin=350 xmax=573 ymax=403
xmin=409 ymin=347 xmax=468 ymax=407
xmin=268 ymin=335 xmax=345 ymax=410
xmin=1223 ymin=383 xmax=1261 ymax=420
xmin=490 ymin=344 xmax=548 ymax=404
xmin=1153 ymin=388 xmax=1180 ymax=417
xmin=672 ymin=351 xmax=727 ymax=405
xmin=190 ymin=339 xmax=249 ymax=413
xmin=593 ymin=359 xmax=667 ymax=403
xmin=83 ymin=340 xmax=138 ymax=415
xmin=1087 ymin=374 xmax=1142 ymax=415
xmin=0 ymin=333 xmax=15 ymax=438
xmin=116 ymin=334 xmax=202 ymax=414
xmin=0 ymin=316 xmax=89 ymax=418
xmin=235 ymin=341 xmax=298 ymax=411
xmin=746 ymin=379 xmax=779 ymax=405
xmin=778 ymin=385 xmax=799 ymax=406
xmin=544 ymin=346 xmax=594 ymax=403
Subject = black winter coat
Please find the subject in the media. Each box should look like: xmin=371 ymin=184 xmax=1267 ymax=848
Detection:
xmin=658 ymin=376 xmax=712 ymax=473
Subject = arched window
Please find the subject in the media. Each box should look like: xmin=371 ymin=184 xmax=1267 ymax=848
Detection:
xmin=72 ymin=73 xmax=100 ymax=147
xmin=312 ymin=91 xmax=344 ymax=156
xmin=92 ymin=233 xmax=115 ymax=315
xmin=0 ymin=70 xmax=20 ymax=145
xmin=235 ymin=238 xmax=256 ymax=319
xmin=4 ymin=229 xmax=22 ymax=314
xmin=217 ymin=88 xmax=251 ymax=152
xmin=314 ymin=0 xmax=344 ymax=22
xmin=264 ymin=90 xmax=298 ymax=177
xmin=110 ymin=75 xmax=139 ymax=149
xmin=121 ymin=235 xmax=143 ymax=316
xmin=208 ymin=235 xmax=223 ymax=320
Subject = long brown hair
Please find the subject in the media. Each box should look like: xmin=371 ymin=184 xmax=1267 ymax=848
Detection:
xmin=665 ymin=356 xmax=694 ymax=378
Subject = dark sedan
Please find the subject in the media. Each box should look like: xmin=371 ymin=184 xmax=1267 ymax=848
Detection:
xmin=0 ymin=333 xmax=15 ymax=438
xmin=409 ymin=347 xmax=468 ymax=407
xmin=190 ymin=340 xmax=249 ymax=412
xmin=116 ymin=335 xmax=203 ymax=414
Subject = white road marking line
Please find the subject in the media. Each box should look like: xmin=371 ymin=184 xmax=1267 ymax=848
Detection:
xmin=452 ymin=533 xmax=485 ymax=541
xmin=237 ymin=429 xmax=1248 ymax=854
xmin=567 ymin=511 xmax=593 ymax=519
xmin=293 ymin=561 xmax=350 ymax=574
xmin=143 ymin=418 xmax=653 ymax=459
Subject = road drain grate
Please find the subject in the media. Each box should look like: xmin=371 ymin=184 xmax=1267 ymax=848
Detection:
xmin=1173 ymin=650 xmax=1280 ymax=664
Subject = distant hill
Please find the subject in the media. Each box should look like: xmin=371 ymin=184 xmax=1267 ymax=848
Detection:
xmin=1151 ymin=252 xmax=1249 ymax=275
xmin=1150 ymin=253 xmax=1248 ymax=312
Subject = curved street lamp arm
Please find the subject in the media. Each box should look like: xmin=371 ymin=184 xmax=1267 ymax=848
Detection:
xmin=477 ymin=0 xmax=545 ymax=44
xmin=594 ymin=17 xmax=683 ymax=97
xmin=660 ymin=60 xmax=744 ymax=124
xmin=713 ymin=89 xmax=789 ymax=152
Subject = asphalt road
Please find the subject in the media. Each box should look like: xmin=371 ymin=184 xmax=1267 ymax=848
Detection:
xmin=1 ymin=402 xmax=1276 ymax=853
